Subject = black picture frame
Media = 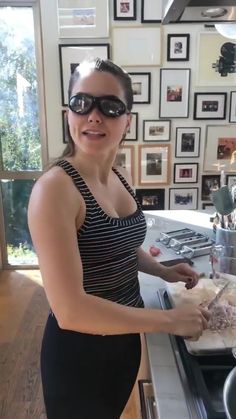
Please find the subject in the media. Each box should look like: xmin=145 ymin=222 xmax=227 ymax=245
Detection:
xmin=141 ymin=0 xmax=162 ymax=23
xmin=175 ymin=127 xmax=201 ymax=158
xmin=59 ymin=43 xmax=110 ymax=106
xmin=113 ymin=0 xmax=137 ymax=20
xmin=174 ymin=163 xmax=198 ymax=184
xmin=129 ymin=72 xmax=151 ymax=104
xmin=167 ymin=34 xmax=190 ymax=62
xmin=202 ymin=203 xmax=215 ymax=210
xmin=193 ymin=92 xmax=227 ymax=120
xmin=169 ymin=188 xmax=198 ymax=210
xmin=159 ymin=68 xmax=190 ymax=118
xmin=143 ymin=120 xmax=171 ymax=142
xmin=229 ymin=91 xmax=236 ymax=123
xmin=135 ymin=188 xmax=165 ymax=210
xmin=62 ymin=110 xmax=69 ymax=144
xmin=125 ymin=112 xmax=138 ymax=141
xmin=226 ymin=174 xmax=236 ymax=189
xmin=201 ymin=175 xmax=220 ymax=201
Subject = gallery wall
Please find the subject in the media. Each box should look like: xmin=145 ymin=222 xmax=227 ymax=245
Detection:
xmin=40 ymin=0 xmax=236 ymax=211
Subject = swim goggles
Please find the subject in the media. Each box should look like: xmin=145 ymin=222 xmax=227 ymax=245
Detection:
xmin=69 ymin=93 xmax=128 ymax=118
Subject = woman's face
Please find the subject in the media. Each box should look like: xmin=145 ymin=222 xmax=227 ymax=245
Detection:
xmin=67 ymin=70 xmax=131 ymax=156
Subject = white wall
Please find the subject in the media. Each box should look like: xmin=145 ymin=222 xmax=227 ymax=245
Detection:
xmin=39 ymin=0 xmax=236 ymax=209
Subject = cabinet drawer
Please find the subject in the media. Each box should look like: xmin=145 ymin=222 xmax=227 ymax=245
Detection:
xmin=138 ymin=379 xmax=158 ymax=419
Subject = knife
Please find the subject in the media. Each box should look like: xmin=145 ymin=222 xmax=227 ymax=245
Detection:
xmin=207 ymin=282 xmax=229 ymax=310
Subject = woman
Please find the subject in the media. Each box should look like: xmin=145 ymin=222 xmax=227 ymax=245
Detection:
xmin=28 ymin=58 xmax=210 ymax=419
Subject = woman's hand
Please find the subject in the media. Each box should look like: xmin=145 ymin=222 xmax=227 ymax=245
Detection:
xmin=161 ymin=263 xmax=199 ymax=289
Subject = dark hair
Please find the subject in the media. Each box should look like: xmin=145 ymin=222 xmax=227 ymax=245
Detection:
xmin=60 ymin=58 xmax=133 ymax=158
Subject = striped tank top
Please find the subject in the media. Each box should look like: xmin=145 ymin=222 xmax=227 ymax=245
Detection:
xmin=57 ymin=159 xmax=147 ymax=308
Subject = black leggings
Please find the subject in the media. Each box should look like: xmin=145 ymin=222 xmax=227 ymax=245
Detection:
xmin=41 ymin=314 xmax=141 ymax=419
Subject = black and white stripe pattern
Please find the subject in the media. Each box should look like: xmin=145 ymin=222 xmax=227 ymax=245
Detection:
xmin=57 ymin=160 xmax=147 ymax=308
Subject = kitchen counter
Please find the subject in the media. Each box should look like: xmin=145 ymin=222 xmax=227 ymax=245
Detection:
xmin=139 ymin=210 xmax=215 ymax=419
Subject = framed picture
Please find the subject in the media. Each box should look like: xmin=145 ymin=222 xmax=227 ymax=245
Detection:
xmin=112 ymin=27 xmax=161 ymax=66
xmin=159 ymin=69 xmax=190 ymax=118
xmin=174 ymin=163 xmax=198 ymax=184
xmin=135 ymin=188 xmax=165 ymax=210
xmin=193 ymin=92 xmax=227 ymax=120
xmin=57 ymin=0 xmax=109 ymax=38
xmin=62 ymin=110 xmax=69 ymax=143
xmin=203 ymin=125 xmax=236 ymax=172
xmin=115 ymin=145 xmax=135 ymax=183
xmin=229 ymin=91 xmax=236 ymax=123
xmin=113 ymin=0 xmax=136 ymax=20
xmin=129 ymin=72 xmax=151 ymax=104
xmin=125 ymin=112 xmax=138 ymax=141
xmin=59 ymin=43 xmax=110 ymax=106
xmin=201 ymin=175 xmax=220 ymax=201
xmin=226 ymin=174 xmax=236 ymax=189
xmin=141 ymin=0 xmax=162 ymax=23
xmin=167 ymin=34 xmax=190 ymax=61
xmin=175 ymin=127 xmax=200 ymax=158
xmin=196 ymin=32 xmax=236 ymax=86
xmin=202 ymin=203 xmax=215 ymax=210
xmin=143 ymin=120 xmax=170 ymax=142
xmin=169 ymin=188 xmax=198 ymax=210
xmin=138 ymin=144 xmax=170 ymax=186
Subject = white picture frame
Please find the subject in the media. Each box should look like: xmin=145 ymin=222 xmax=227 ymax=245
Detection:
xmin=175 ymin=127 xmax=200 ymax=157
xmin=59 ymin=43 xmax=109 ymax=106
xmin=57 ymin=0 xmax=109 ymax=38
xmin=125 ymin=112 xmax=138 ymax=141
xmin=229 ymin=91 xmax=236 ymax=123
xmin=112 ymin=27 xmax=161 ymax=66
xmin=143 ymin=120 xmax=170 ymax=142
xmin=115 ymin=145 xmax=135 ymax=183
xmin=204 ymin=125 xmax=236 ymax=172
xmin=138 ymin=144 xmax=170 ymax=186
xmin=159 ymin=69 xmax=190 ymax=118
xmin=196 ymin=32 xmax=236 ymax=86
xmin=169 ymin=188 xmax=198 ymax=210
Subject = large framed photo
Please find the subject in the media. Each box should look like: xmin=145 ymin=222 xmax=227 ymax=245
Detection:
xmin=143 ymin=120 xmax=170 ymax=142
xmin=114 ymin=0 xmax=136 ymax=20
xmin=193 ymin=92 xmax=227 ymax=120
xmin=138 ymin=144 xmax=170 ymax=186
xmin=175 ymin=127 xmax=200 ymax=158
xmin=159 ymin=69 xmax=190 ymax=118
xmin=135 ymin=188 xmax=165 ymax=210
xmin=167 ymin=34 xmax=190 ymax=61
xmin=229 ymin=91 xmax=236 ymax=123
xmin=197 ymin=32 xmax=236 ymax=86
xmin=129 ymin=72 xmax=151 ymax=104
xmin=201 ymin=175 xmax=220 ymax=201
xmin=174 ymin=163 xmax=198 ymax=184
xmin=57 ymin=0 xmax=109 ymax=38
xmin=62 ymin=110 xmax=69 ymax=143
xmin=141 ymin=0 xmax=162 ymax=23
xmin=59 ymin=43 xmax=110 ymax=106
xmin=115 ymin=145 xmax=135 ymax=183
xmin=204 ymin=125 xmax=236 ymax=172
xmin=112 ymin=27 xmax=161 ymax=66
xmin=169 ymin=188 xmax=198 ymax=210
xmin=226 ymin=174 xmax=236 ymax=189
xmin=125 ymin=112 xmax=138 ymax=141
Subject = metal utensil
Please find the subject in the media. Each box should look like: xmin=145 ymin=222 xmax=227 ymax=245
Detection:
xmin=207 ymin=282 xmax=230 ymax=309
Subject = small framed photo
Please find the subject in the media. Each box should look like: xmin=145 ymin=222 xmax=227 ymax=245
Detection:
xmin=193 ymin=92 xmax=227 ymax=120
xmin=175 ymin=127 xmax=200 ymax=158
xmin=138 ymin=144 xmax=170 ymax=186
xmin=129 ymin=72 xmax=151 ymax=104
xmin=204 ymin=125 xmax=236 ymax=172
xmin=201 ymin=175 xmax=220 ymax=201
xmin=125 ymin=112 xmax=138 ymax=141
xmin=143 ymin=120 xmax=170 ymax=142
xmin=174 ymin=163 xmax=198 ymax=184
xmin=159 ymin=69 xmax=190 ymax=118
xmin=167 ymin=34 xmax=190 ymax=61
xmin=202 ymin=203 xmax=215 ymax=210
xmin=59 ymin=43 xmax=110 ymax=106
xmin=169 ymin=188 xmax=198 ymax=210
xmin=114 ymin=0 xmax=136 ymax=20
xmin=112 ymin=27 xmax=161 ymax=66
xmin=57 ymin=0 xmax=109 ymax=38
xmin=226 ymin=174 xmax=236 ymax=189
xmin=141 ymin=0 xmax=162 ymax=23
xmin=62 ymin=110 xmax=69 ymax=143
xmin=135 ymin=188 xmax=165 ymax=210
xmin=229 ymin=91 xmax=236 ymax=123
xmin=115 ymin=145 xmax=135 ymax=183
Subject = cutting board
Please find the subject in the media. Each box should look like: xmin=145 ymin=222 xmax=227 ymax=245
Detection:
xmin=166 ymin=277 xmax=236 ymax=355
